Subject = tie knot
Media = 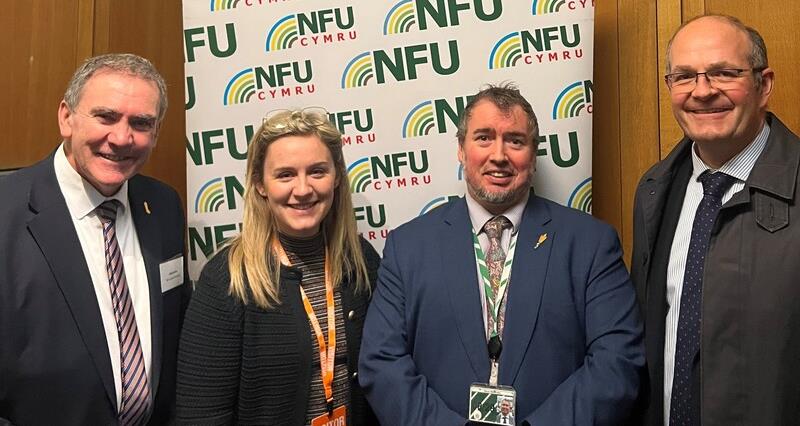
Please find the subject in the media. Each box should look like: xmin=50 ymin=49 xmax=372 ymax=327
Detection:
xmin=483 ymin=215 xmax=511 ymax=239
xmin=96 ymin=200 xmax=121 ymax=223
xmin=698 ymin=171 xmax=736 ymax=200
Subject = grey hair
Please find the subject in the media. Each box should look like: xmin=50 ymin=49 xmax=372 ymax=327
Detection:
xmin=456 ymin=82 xmax=539 ymax=146
xmin=63 ymin=53 xmax=168 ymax=125
xmin=665 ymin=14 xmax=768 ymax=87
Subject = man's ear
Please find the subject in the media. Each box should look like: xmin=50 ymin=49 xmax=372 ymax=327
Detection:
xmin=758 ymin=67 xmax=775 ymax=108
xmin=57 ymin=100 xmax=73 ymax=140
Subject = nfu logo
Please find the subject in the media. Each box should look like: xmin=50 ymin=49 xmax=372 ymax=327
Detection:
xmin=489 ymin=24 xmax=582 ymax=69
xmin=354 ymin=204 xmax=390 ymax=240
xmin=383 ymin=0 xmax=502 ymax=34
xmin=536 ymin=130 xmax=581 ymax=168
xmin=552 ymin=80 xmax=593 ymax=119
xmin=210 ymin=0 xmax=289 ymax=12
xmin=186 ymin=76 xmax=196 ymax=110
xmin=266 ymin=7 xmax=357 ymax=51
xmin=402 ymin=95 xmax=474 ymax=138
xmin=341 ymin=40 xmax=460 ymax=89
xmin=194 ymin=176 xmax=244 ymax=213
xmin=189 ymin=223 xmax=241 ymax=261
xmin=347 ymin=151 xmax=432 ymax=192
xmin=223 ymin=60 xmax=315 ymax=105
xmin=184 ymin=23 xmax=237 ymax=63
xmin=532 ymin=0 xmax=594 ymax=15
xmin=328 ymin=109 xmax=377 ymax=146
xmin=187 ymin=124 xmax=255 ymax=166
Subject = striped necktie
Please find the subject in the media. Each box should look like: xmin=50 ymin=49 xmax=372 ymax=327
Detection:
xmin=96 ymin=200 xmax=151 ymax=426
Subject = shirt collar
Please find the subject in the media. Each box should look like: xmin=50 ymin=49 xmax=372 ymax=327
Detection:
xmin=465 ymin=189 xmax=529 ymax=235
xmin=690 ymin=122 xmax=770 ymax=182
xmin=54 ymin=142 xmax=130 ymax=220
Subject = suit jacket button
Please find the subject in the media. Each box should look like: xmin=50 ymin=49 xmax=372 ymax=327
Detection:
xmin=351 ymin=371 xmax=358 ymax=380
xmin=347 ymin=310 xmax=355 ymax=321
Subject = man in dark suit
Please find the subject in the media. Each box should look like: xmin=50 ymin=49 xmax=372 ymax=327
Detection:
xmin=0 ymin=53 xmax=190 ymax=425
xmin=632 ymin=15 xmax=800 ymax=425
xmin=359 ymin=83 xmax=645 ymax=425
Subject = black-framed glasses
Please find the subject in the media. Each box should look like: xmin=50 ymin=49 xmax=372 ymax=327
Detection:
xmin=664 ymin=67 xmax=765 ymax=93
xmin=262 ymin=106 xmax=329 ymax=128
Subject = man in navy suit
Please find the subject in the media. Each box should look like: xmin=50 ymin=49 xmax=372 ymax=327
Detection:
xmin=0 ymin=54 xmax=190 ymax=425
xmin=359 ymin=83 xmax=645 ymax=425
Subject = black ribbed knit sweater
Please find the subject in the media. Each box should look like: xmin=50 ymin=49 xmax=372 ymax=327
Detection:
xmin=176 ymin=237 xmax=380 ymax=426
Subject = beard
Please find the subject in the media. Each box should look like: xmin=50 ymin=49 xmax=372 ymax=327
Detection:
xmin=465 ymin=170 xmax=533 ymax=208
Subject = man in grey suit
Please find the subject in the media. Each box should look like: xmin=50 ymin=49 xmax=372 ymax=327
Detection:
xmin=632 ymin=14 xmax=800 ymax=425
xmin=0 ymin=53 xmax=190 ymax=425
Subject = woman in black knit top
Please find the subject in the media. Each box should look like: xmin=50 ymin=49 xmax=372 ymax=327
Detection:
xmin=176 ymin=109 xmax=379 ymax=425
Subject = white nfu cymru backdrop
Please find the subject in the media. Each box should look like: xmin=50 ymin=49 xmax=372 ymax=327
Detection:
xmin=183 ymin=0 xmax=595 ymax=280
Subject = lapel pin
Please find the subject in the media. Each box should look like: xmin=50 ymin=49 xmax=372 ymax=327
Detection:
xmin=144 ymin=201 xmax=151 ymax=215
xmin=534 ymin=233 xmax=547 ymax=249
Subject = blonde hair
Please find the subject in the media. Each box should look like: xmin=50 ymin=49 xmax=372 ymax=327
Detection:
xmin=226 ymin=109 xmax=370 ymax=308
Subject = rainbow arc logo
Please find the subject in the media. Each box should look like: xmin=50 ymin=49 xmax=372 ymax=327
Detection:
xmin=552 ymin=81 xmax=589 ymax=119
xmin=384 ymin=0 xmax=417 ymax=34
xmin=531 ymin=0 xmax=566 ymax=15
xmin=488 ymin=32 xmax=522 ymax=69
xmin=223 ymin=68 xmax=256 ymax=105
xmin=419 ymin=196 xmax=453 ymax=216
xmin=402 ymin=101 xmax=435 ymax=138
xmin=567 ymin=177 xmax=592 ymax=213
xmin=347 ymin=158 xmax=373 ymax=193
xmin=210 ymin=0 xmax=240 ymax=11
xmin=195 ymin=178 xmax=226 ymax=213
xmin=341 ymin=52 xmax=374 ymax=89
xmin=266 ymin=15 xmax=299 ymax=51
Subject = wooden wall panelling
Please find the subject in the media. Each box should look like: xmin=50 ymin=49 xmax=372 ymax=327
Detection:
xmin=657 ymin=0 xmax=686 ymax=158
xmin=616 ymin=0 xmax=661 ymax=259
xmin=94 ymin=0 xmax=187 ymax=205
xmin=592 ymin=0 xmax=624 ymax=235
xmin=0 ymin=0 xmax=84 ymax=170
xmin=704 ymin=0 xmax=800 ymax=135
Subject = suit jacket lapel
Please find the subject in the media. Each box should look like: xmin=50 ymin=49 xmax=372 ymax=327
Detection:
xmin=499 ymin=195 xmax=552 ymax=385
xmin=128 ymin=179 xmax=164 ymax=396
xmin=26 ymin=158 xmax=117 ymax=410
xmin=442 ymin=198 xmax=490 ymax=380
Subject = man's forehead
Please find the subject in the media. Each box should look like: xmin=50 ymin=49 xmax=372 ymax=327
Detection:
xmin=669 ymin=19 xmax=751 ymax=67
xmin=78 ymin=71 xmax=159 ymax=111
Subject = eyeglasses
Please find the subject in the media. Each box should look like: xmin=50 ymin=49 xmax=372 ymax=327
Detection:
xmin=664 ymin=68 xmax=765 ymax=93
xmin=263 ymin=106 xmax=330 ymax=128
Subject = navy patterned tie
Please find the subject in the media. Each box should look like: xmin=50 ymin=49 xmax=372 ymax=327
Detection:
xmin=670 ymin=171 xmax=736 ymax=425
xmin=96 ymin=200 xmax=152 ymax=426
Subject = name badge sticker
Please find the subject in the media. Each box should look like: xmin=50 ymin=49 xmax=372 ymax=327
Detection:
xmin=159 ymin=255 xmax=184 ymax=293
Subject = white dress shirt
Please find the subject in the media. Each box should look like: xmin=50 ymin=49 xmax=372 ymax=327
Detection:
xmin=663 ymin=123 xmax=770 ymax=423
xmin=53 ymin=144 xmax=152 ymax=408
xmin=465 ymin=190 xmax=529 ymax=337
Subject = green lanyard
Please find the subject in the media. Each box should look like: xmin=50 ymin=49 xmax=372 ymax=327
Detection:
xmin=471 ymin=226 xmax=518 ymax=340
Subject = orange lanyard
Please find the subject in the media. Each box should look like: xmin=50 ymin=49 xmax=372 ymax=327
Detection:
xmin=274 ymin=240 xmax=336 ymax=413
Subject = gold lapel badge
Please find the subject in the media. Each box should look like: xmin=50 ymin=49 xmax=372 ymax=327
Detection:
xmin=534 ymin=233 xmax=548 ymax=249
xmin=144 ymin=201 xmax=151 ymax=215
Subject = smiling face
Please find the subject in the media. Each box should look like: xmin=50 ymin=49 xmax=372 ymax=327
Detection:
xmin=58 ymin=70 xmax=160 ymax=196
xmin=458 ymin=99 xmax=535 ymax=214
xmin=500 ymin=399 xmax=512 ymax=415
xmin=256 ymin=135 xmax=337 ymax=238
xmin=667 ymin=17 xmax=773 ymax=167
